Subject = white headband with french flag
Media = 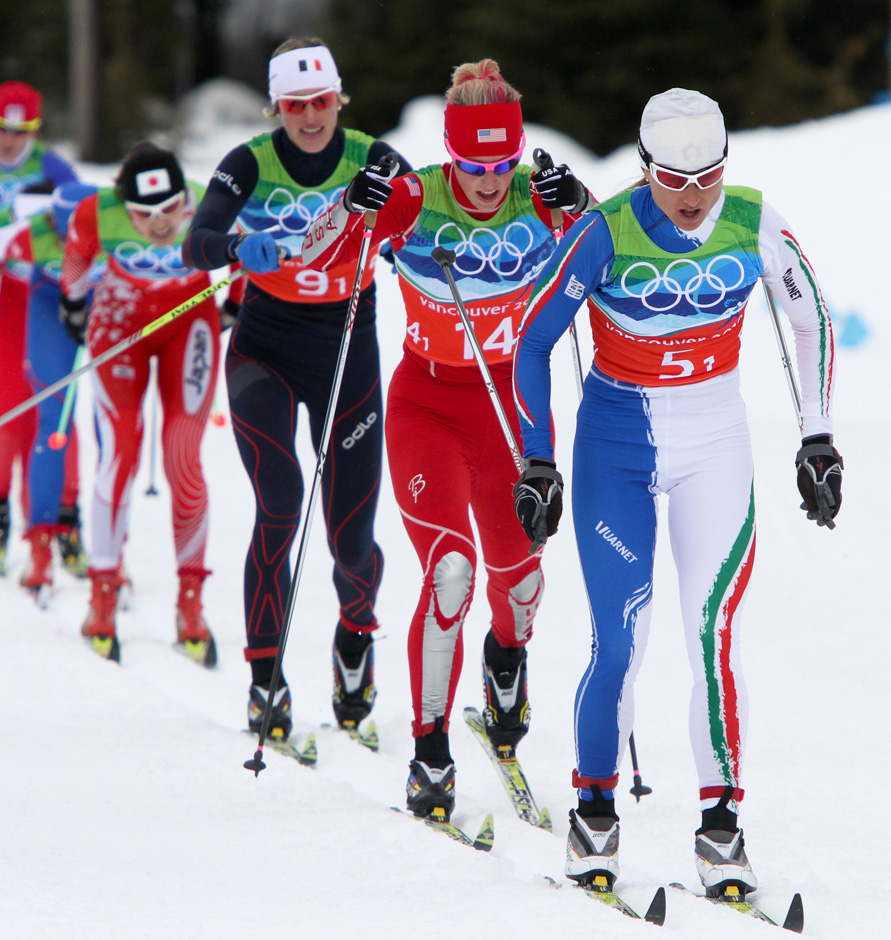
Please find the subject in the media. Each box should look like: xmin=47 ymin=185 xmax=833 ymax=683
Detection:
xmin=268 ymin=46 xmax=342 ymax=100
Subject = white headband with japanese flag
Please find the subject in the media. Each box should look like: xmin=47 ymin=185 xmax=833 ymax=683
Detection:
xmin=269 ymin=46 xmax=342 ymax=101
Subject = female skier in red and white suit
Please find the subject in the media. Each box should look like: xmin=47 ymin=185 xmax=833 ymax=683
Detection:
xmin=60 ymin=142 xmax=221 ymax=665
xmin=304 ymin=59 xmax=594 ymax=818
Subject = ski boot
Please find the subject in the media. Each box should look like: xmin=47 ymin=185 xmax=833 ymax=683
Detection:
xmin=174 ymin=568 xmax=217 ymax=667
xmin=695 ymin=828 xmax=758 ymax=898
xmin=248 ymin=682 xmax=293 ymax=741
xmin=481 ymin=633 xmax=531 ymax=750
xmin=406 ymin=760 xmax=456 ymax=822
xmin=56 ymin=505 xmax=88 ymax=577
xmin=694 ymin=787 xmax=758 ymax=898
xmin=82 ymin=568 xmax=121 ymax=662
xmin=332 ymin=620 xmax=376 ymax=731
xmin=0 ymin=499 xmax=9 ymax=576
xmin=565 ymin=808 xmax=621 ymax=889
xmin=20 ymin=525 xmax=54 ymax=601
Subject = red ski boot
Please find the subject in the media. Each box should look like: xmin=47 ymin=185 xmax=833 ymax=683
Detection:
xmin=175 ymin=568 xmax=217 ymax=667
xmin=82 ymin=568 xmax=121 ymax=662
xmin=20 ymin=525 xmax=54 ymax=603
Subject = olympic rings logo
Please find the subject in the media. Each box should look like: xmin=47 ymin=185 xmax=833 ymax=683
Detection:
xmin=113 ymin=241 xmax=186 ymax=275
xmin=620 ymin=255 xmax=746 ymax=312
xmin=434 ymin=221 xmax=535 ymax=277
xmin=263 ymin=186 xmax=346 ymax=236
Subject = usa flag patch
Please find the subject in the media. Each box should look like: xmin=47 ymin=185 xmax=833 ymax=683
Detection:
xmin=477 ymin=128 xmax=507 ymax=143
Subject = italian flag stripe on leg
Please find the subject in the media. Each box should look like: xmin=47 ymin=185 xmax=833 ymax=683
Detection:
xmin=700 ymin=485 xmax=756 ymax=786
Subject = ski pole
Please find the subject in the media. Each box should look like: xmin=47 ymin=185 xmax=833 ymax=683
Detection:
xmin=431 ymin=246 xmax=551 ymax=556
xmin=628 ymin=731 xmax=653 ymax=802
xmin=144 ymin=362 xmax=160 ymax=496
xmin=48 ymin=347 xmax=85 ymax=450
xmin=532 ymin=148 xmax=586 ymax=399
xmin=761 ymin=280 xmax=802 ymax=429
xmin=245 ymin=153 xmax=399 ymax=776
xmin=210 ymin=392 xmax=226 ymax=427
xmin=0 ymin=269 xmax=245 ymax=432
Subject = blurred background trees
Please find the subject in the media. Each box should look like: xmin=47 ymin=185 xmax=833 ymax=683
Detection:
xmin=1 ymin=0 xmax=887 ymax=161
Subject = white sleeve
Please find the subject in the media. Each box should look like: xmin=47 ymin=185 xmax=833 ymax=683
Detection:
xmin=758 ymin=200 xmax=835 ymax=439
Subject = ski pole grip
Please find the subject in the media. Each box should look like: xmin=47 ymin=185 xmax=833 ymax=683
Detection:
xmin=532 ymin=148 xmax=564 ymax=230
xmin=533 ymin=147 xmax=554 ymax=171
xmin=432 ymin=246 xmax=456 ymax=269
xmin=378 ymin=151 xmax=400 ymax=181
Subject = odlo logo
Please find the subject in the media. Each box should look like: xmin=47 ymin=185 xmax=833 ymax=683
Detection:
xmin=342 ymin=412 xmax=378 ymax=449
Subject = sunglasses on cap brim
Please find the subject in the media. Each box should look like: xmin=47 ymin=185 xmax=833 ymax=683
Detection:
xmin=444 ymin=134 xmax=526 ymax=176
xmin=0 ymin=116 xmax=41 ymax=133
xmin=125 ymin=190 xmax=186 ymax=220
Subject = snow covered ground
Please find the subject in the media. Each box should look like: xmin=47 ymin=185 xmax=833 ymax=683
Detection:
xmin=1 ymin=88 xmax=888 ymax=939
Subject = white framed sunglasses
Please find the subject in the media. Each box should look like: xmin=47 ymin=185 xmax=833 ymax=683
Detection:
xmin=125 ymin=190 xmax=186 ymax=220
xmin=647 ymin=157 xmax=727 ymax=191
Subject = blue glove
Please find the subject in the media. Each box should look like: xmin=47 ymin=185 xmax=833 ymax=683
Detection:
xmin=229 ymin=232 xmax=281 ymax=273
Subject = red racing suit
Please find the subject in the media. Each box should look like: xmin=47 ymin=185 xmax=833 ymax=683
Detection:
xmin=61 ymin=188 xmax=220 ymax=576
xmin=304 ymin=162 xmax=580 ymax=736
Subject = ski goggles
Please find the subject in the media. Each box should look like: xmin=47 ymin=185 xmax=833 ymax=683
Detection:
xmin=276 ymin=90 xmax=339 ymax=115
xmin=0 ymin=116 xmax=41 ymax=133
xmin=125 ymin=190 xmax=186 ymax=220
xmin=444 ymin=134 xmax=526 ymax=176
xmin=647 ymin=157 xmax=727 ymax=191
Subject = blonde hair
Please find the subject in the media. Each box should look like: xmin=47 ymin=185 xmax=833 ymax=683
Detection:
xmin=446 ymin=59 xmax=521 ymax=107
xmin=264 ymin=37 xmax=351 ymax=118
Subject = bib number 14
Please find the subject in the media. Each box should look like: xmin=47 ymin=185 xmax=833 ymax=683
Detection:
xmin=455 ymin=316 xmax=514 ymax=359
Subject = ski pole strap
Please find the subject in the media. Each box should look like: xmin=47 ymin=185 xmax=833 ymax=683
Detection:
xmin=795 ymin=441 xmax=844 ymax=469
xmin=573 ymin=769 xmax=620 ymax=791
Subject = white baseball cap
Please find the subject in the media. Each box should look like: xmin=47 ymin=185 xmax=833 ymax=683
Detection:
xmin=638 ymin=88 xmax=727 ymax=171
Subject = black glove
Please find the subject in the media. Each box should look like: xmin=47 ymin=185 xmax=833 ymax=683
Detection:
xmin=531 ymin=163 xmax=586 ymax=211
xmin=344 ymin=162 xmax=396 ymax=213
xmin=60 ymin=296 xmax=88 ymax=345
xmin=795 ymin=434 xmax=843 ymax=529
xmin=219 ymin=298 xmax=239 ymax=331
xmin=513 ymin=459 xmax=564 ymax=547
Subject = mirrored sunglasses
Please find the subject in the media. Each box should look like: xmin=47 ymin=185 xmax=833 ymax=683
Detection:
xmin=277 ymin=91 xmax=338 ymax=115
xmin=125 ymin=190 xmax=185 ymax=220
xmin=444 ymin=134 xmax=526 ymax=176
xmin=648 ymin=157 xmax=727 ymax=191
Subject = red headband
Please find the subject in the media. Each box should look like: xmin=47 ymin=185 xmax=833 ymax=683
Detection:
xmin=443 ymin=101 xmax=523 ymax=160
xmin=0 ymin=81 xmax=42 ymax=129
